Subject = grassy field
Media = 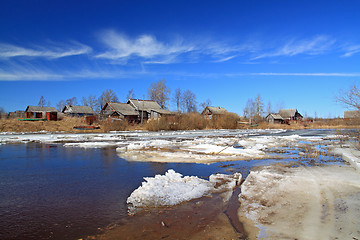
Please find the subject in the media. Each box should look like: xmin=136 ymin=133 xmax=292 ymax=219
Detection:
xmin=0 ymin=116 xmax=359 ymax=133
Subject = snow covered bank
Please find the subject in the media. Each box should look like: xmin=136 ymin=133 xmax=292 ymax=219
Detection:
xmin=238 ymin=165 xmax=360 ymax=240
xmin=332 ymin=143 xmax=360 ymax=171
xmin=127 ymin=169 xmax=241 ymax=215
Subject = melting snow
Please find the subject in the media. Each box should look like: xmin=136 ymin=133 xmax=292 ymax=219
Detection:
xmin=238 ymin=165 xmax=360 ymax=240
xmin=0 ymin=129 xmax=345 ymax=163
xmin=127 ymin=169 xmax=241 ymax=215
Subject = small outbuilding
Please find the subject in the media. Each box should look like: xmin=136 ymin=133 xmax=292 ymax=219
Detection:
xmin=201 ymin=106 xmax=228 ymax=119
xmin=62 ymin=105 xmax=95 ymax=117
xmin=25 ymin=106 xmax=58 ymax=121
xmin=344 ymin=110 xmax=360 ymax=119
xmin=0 ymin=113 xmax=8 ymax=119
xmin=265 ymin=113 xmax=284 ymax=124
xmin=8 ymin=111 xmax=25 ymax=119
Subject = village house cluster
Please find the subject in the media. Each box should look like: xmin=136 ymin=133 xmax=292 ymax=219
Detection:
xmin=1 ymin=100 xmax=359 ymax=125
xmin=0 ymin=99 xmax=174 ymax=123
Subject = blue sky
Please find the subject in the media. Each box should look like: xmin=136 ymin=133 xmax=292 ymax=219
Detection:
xmin=1 ymin=0 xmax=360 ymax=117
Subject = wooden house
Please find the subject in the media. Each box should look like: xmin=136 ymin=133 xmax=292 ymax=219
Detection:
xmin=265 ymin=113 xmax=284 ymax=124
xmin=25 ymin=106 xmax=58 ymax=120
xmin=62 ymin=105 xmax=95 ymax=117
xmin=127 ymin=99 xmax=173 ymax=121
xmin=8 ymin=111 xmax=25 ymax=119
xmin=201 ymin=106 xmax=228 ymax=119
xmin=100 ymin=102 xmax=138 ymax=122
xmin=0 ymin=113 xmax=8 ymax=119
xmin=278 ymin=109 xmax=303 ymax=121
xmin=344 ymin=110 xmax=360 ymax=119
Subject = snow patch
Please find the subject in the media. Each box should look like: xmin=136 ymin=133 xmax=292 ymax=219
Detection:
xmin=238 ymin=165 xmax=360 ymax=240
xmin=127 ymin=169 xmax=241 ymax=214
xmin=332 ymin=145 xmax=360 ymax=171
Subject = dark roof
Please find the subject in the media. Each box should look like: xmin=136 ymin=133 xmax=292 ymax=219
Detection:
xmin=62 ymin=105 xmax=95 ymax=114
xmin=104 ymin=102 xmax=138 ymax=116
xmin=26 ymin=106 xmax=57 ymax=112
xmin=128 ymin=99 xmax=162 ymax=111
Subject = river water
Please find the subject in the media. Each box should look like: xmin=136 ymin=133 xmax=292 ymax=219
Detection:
xmin=0 ymin=129 xmax=345 ymax=239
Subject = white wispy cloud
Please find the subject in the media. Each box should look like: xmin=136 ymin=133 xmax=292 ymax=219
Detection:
xmin=341 ymin=44 xmax=360 ymax=57
xmin=252 ymin=35 xmax=336 ymax=60
xmin=96 ymin=30 xmax=194 ymax=61
xmin=250 ymin=72 xmax=360 ymax=77
xmin=0 ymin=41 xmax=92 ymax=59
xmin=96 ymin=30 xmax=249 ymax=64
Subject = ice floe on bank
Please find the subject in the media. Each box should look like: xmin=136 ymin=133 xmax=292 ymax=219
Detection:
xmin=238 ymin=165 xmax=360 ymax=240
xmin=116 ymin=133 xmax=342 ymax=163
xmin=127 ymin=169 xmax=241 ymax=215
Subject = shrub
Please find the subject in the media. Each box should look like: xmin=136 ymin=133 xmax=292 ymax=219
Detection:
xmin=101 ymin=119 xmax=129 ymax=132
xmin=178 ymin=113 xmax=207 ymax=130
xmin=146 ymin=117 xmax=172 ymax=131
xmin=210 ymin=112 xmax=240 ymax=129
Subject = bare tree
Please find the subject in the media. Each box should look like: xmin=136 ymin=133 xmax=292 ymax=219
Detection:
xmin=200 ymin=99 xmax=212 ymax=110
xmin=148 ymin=79 xmax=171 ymax=109
xmin=38 ymin=96 xmax=46 ymax=107
xmin=243 ymin=94 xmax=264 ymax=123
xmin=0 ymin=106 xmax=5 ymax=113
xmin=266 ymin=101 xmax=272 ymax=115
xmin=182 ymin=90 xmax=197 ymax=113
xmin=254 ymin=94 xmax=264 ymax=118
xmin=65 ymin=97 xmax=78 ymax=106
xmin=126 ymin=89 xmax=135 ymax=101
xmin=82 ymin=94 xmax=99 ymax=112
xmin=98 ymin=89 xmax=119 ymax=109
xmin=274 ymin=101 xmax=285 ymax=113
xmin=172 ymin=88 xmax=182 ymax=112
xmin=56 ymin=100 xmax=65 ymax=111
xmin=243 ymin=98 xmax=255 ymax=119
xmin=336 ymin=83 xmax=360 ymax=110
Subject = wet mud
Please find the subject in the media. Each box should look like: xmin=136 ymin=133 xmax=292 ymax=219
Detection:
xmin=87 ymin=192 xmax=245 ymax=240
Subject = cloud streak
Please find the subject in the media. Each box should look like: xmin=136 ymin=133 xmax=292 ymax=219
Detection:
xmin=252 ymin=35 xmax=336 ymax=60
xmin=341 ymin=44 xmax=360 ymax=57
xmin=250 ymin=72 xmax=360 ymax=77
xmin=0 ymin=42 xmax=92 ymax=59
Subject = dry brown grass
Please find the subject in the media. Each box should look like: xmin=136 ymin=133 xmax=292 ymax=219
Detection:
xmin=0 ymin=117 xmax=101 ymax=133
xmin=1 ymin=116 xmax=359 ymax=133
xmin=145 ymin=113 xmax=241 ymax=131
xmin=145 ymin=113 xmax=207 ymax=131
xmin=248 ymin=118 xmax=360 ymax=130
xmin=100 ymin=119 xmax=130 ymax=132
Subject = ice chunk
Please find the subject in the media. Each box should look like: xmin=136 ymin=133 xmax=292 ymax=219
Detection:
xmin=333 ymin=145 xmax=360 ymax=171
xmin=238 ymin=165 xmax=360 ymax=240
xmin=127 ymin=169 xmax=241 ymax=214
